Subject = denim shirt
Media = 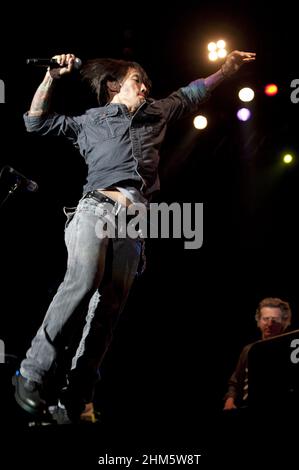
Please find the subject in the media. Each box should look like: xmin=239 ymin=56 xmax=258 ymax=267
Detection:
xmin=24 ymin=79 xmax=210 ymax=198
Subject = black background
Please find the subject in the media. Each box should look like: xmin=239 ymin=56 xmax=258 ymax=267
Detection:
xmin=1 ymin=0 xmax=299 ymax=463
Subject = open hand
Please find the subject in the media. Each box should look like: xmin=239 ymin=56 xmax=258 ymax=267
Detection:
xmin=221 ymin=50 xmax=256 ymax=77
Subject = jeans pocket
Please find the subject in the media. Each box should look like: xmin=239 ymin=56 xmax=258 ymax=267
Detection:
xmin=63 ymin=206 xmax=77 ymax=230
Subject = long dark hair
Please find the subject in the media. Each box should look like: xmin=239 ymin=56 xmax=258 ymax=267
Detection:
xmin=81 ymin=58 xmax=152 ymax=105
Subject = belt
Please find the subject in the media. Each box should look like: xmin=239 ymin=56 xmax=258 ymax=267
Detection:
xmin=82 ymin=190 xmax=118 ymax=206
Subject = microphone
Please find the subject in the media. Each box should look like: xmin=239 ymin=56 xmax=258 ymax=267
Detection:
xmin=6 ymin=166 xmax=39 ymax=192
xmin=26 ymin=57 xmax=82 ymax=70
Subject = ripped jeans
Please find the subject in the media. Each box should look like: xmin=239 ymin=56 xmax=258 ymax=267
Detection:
xmin=20 ymin=194 xmax=143 ymax=400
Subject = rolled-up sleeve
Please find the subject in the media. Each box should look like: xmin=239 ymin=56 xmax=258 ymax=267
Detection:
xmin=23 ymin=112 xmax=82 ymax=145
xmin=157 ymin=79 xmax=211 ymax=124
xmin=180 ymin=79 xmax=210 ymax=107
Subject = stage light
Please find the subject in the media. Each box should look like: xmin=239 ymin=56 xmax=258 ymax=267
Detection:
xmin=237 ymin=108 xmax=251 ymax=121
xmin=216 ymin=39 xmax=227 ymax=58
xmin=208 ymin=51 xmax=218 ymax=61
xmin=283 ymin=154 xmax=293 ymax=164
xmin=217 ymin=48 xmax=227 ymax=58
xmin=208 ymin=42 xmax=217 ymax=52
xmin=264 ymin=84 xmax=278 ymax=96
xmin=207 ymin=39 xmax=227 ymax=61
xmin=193 ymin=115 xmax=208 ymax=129
xmin=216 ymin=40 xmax=226 ymax=49
xmin=238 ymin=87 xmax=255 ymax=102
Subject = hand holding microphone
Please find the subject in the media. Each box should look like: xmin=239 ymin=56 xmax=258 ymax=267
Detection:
xmin=26 ymin=53 xmax=82 ymax=79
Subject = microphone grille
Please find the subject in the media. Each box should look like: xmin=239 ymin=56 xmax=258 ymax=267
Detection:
xmin=74 ymin=57 xmax=82 ymax=70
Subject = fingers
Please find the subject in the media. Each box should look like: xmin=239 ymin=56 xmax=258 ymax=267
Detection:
xmin=229 ymin=50 xmax=256 ymax=62
xmin=239 ymin=51 xmax=256 ymax=57
xmin=230 ymin=50 xmax=256 ymax=56
xmin=221 ymin=49 xmax=255 ymax=78
xmin=241 ymin=52 xmax=256 ymax=62
xmin=51 ymin=53 xmax=76 ymax=70
xmin=47 ymin=53 xmax=76 ymax=79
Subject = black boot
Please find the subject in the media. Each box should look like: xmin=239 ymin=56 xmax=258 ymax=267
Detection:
xmin=12 ymin=372 xmax=46 ymax=416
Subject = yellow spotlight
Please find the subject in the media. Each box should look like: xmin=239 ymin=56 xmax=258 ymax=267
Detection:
xmin=207 ymin=39 xmax=227 ymax=61
xmin=216 ymin=39 xmax=226 ymax=49
xmin=217 ymin=48 xmax=227 ymax=58
xmin=208 ymin=51 xmax=218 ymax=61
xmin=208 ymin=42 xmax=217 ymax=52
xmin=283 ymin=154 xmax=293 ymax=164
xmin=238 ymin=87 xmax=255 ymax=102
xmin=193 ymin=115 xmax=208 ymax=130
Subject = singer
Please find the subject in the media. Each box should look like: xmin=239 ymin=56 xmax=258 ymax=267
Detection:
xmin=13 ymin=51 xmax=255 ymax=424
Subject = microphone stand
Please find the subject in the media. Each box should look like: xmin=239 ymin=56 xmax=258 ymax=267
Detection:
xmin=0 ymin=181 xmax=22 ymax=210
xmin=0 ymin=168 xmax=29 ymax=385
xmin=0 ymin=165 xmax=33 ymax=210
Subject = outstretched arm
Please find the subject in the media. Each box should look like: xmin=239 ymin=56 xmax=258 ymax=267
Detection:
xmin=204 ymin=50 xmax=256 ymax=91
xmin=160 ymin=50 xmax=256 ymax=124
xmin=28 ymin=53 xmax=77 ymax=116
